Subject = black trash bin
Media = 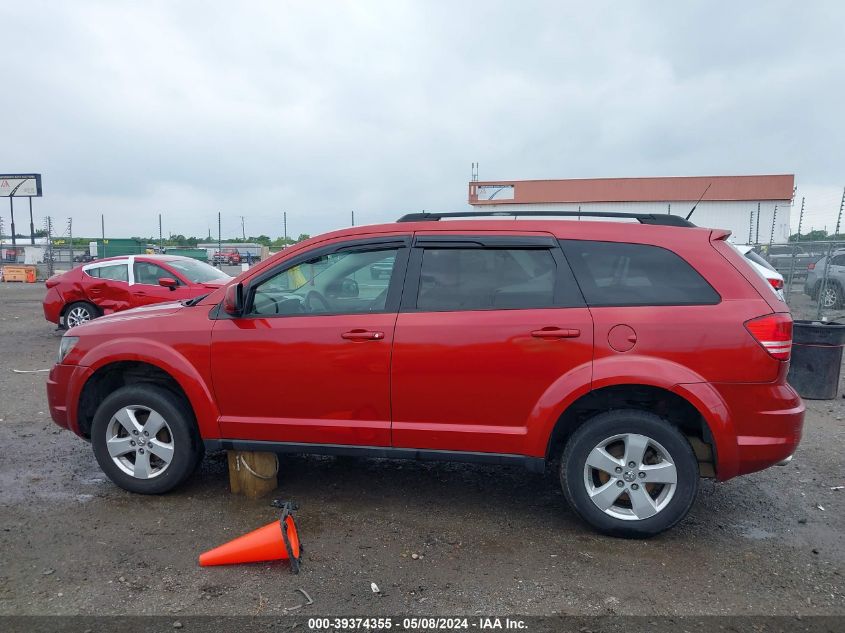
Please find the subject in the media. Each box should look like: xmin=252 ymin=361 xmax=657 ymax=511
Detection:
xmin=787 ymin=320 xmax=845 ymax=400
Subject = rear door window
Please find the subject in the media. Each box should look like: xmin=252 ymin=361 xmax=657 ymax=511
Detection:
xmin=416 ymin=248 xmax=557 ymax=311
xmin=560 ymin=240 xmax=719 ymax=306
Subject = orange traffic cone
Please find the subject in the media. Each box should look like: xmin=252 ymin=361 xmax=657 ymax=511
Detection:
xmin=200 ymin=505 xmax=301 ymax=572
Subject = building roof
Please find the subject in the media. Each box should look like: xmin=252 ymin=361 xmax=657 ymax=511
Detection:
xmin=468 ymin=174 xmax=795 ymax=205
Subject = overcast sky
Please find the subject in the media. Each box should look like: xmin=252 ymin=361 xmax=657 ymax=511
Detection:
xmin=2 ymin=1 xmax=844 ymax=239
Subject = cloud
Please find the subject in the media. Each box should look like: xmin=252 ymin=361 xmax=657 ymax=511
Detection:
xmin=2 ymin=0 xmax=843 ymax=238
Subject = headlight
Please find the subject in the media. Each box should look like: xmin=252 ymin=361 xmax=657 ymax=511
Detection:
xmin=58 ymin=336 xmax=79 ymax=363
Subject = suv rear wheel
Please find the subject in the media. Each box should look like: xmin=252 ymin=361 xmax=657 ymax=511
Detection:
xmin=560 ymin=410 xmax=699 ymax=538
xmin=91 ymin=385 xmax=203 ymax=494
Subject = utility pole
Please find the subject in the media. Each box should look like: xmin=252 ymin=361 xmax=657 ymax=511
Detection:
xmin=240 ymin=215 xmax=246 ymax=240
xmin=9 ymin=197 xmax=15 ymax=246
xmin=351 ymin=210 xmax=355 ymax=227
xmin=755 ymin=202 xmax=761 ymax=245
xmin=101 ymin=214 xmax=106 ymax=258
xmin=28 ymin=197 xmax=35 ymax=245
xmin=283 ymin=211 xmax=287 ymax=244
xmin=835 ymin=187 xmax=845 ymax=238
xmin=667 ymin=203 xmax=671 ymax=215
xmin=159 ymin=213 xmax=163 ymax=253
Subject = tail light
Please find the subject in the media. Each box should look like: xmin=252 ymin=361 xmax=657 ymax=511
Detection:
xmin=745 ymin=313 xmax=793 ymax=360
xmin=807 ymin=263 xmax=815 ymax=271
xmin=768 ymin=278 xmax=784 ymax=291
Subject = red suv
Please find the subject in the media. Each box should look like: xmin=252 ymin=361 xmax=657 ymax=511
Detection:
xmin=46 ymin=212 xmax=804 ymax=537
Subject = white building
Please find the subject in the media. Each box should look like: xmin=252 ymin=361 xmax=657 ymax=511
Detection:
xmin=468 ymin=174 xmax=795 ymax=244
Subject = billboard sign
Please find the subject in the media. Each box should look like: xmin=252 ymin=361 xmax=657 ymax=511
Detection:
xmin=475 ymin=184 xmax=514 ymax=201
xmin=0 ymin=174 xmax=42 ymax=197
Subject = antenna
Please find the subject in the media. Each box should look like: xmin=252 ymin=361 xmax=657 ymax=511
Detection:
xmin=685 ymin=183 xmax=712 ymax=220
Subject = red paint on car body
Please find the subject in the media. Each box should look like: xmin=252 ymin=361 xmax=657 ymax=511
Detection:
xmin=46 ymin=219 xmax=804 ymax=484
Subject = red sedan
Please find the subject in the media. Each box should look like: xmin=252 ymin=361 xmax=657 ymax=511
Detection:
xmin=43 ymin=255 xmax=231 ymax=329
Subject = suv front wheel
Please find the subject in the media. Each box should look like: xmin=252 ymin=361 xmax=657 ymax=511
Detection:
xmin=561 ymin=410 xmax=699 ymax=538
xmin=91 ymin=385 xmax=203 ymax=494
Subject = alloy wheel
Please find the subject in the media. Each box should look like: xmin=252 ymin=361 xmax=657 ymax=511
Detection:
xmin=583 ymin=433 xmax=678 ymax=521
xmin=105 ymin=405 xmax=175 ymax=479
xmin=822 ymin=286 xmax=838 ymax=308
xmin=66 ymin=306 xmax=93 ymax=328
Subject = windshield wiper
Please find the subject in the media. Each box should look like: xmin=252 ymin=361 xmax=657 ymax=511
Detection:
xmin=182 ymin=294 xmax=209 ymax=307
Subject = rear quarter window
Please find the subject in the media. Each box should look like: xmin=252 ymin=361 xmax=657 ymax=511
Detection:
xmin=560 ymin=240 xmax=720 ymax=306
xmin=84 ymin=263 xmax=129 ymax=282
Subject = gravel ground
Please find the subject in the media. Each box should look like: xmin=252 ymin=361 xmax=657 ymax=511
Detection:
xmin=0 ymin=282 xmax=843 ymax=617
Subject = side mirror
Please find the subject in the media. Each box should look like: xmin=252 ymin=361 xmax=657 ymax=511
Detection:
xmin=223 ymin=283 xmax=244 ymax=316
xmin=158 ymin=277 xmax=178 ymax=290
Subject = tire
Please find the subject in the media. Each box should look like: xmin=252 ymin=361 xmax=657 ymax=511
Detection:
xmin=91 ymin=384 xmax=203 ymax=494
xmin=64 ymin=301 xmax=99 ymax=329
xmin=560 ymin=410 xmax=699 ymax=538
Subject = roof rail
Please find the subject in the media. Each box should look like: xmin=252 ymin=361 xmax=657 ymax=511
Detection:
xmin=397 ymin=210 xmax=695 ymax=228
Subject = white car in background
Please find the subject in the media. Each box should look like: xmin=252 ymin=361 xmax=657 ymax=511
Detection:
xmin=732 ymin=244 xmax=785 ymax=301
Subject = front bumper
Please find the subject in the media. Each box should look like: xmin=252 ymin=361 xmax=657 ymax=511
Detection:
xmin=46 ymin=363 xmax=91 ymax=435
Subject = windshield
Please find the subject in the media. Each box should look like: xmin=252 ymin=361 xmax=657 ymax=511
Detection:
xmin=166 ymin=259 xmax=232 ymax=283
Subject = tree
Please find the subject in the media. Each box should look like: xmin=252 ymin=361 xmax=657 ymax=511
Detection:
xmin=296 ymin=233 xmax=310 ymax=242
xmin=790 ymin=229 xmax=828 ymax=242
xmin=248 ymin=235 xmax=272 ymax=246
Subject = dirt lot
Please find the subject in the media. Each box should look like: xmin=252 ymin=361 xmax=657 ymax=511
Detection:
xmin=0 ymin=282 xmax=843 ymax=617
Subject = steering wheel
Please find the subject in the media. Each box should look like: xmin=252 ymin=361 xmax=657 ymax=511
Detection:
xmin=305 ymin=290 xmax=332 ymax=313
xmin=253 ymin=291 xmax=280 ymax=315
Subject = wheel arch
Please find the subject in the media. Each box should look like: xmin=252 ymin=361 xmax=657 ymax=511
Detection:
xmin=75 ymin=343 xmax=220 ymax=440
xmin=543 ymin=382 xmax=729 ymax=479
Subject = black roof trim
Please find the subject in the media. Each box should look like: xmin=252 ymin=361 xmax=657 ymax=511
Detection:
xmin=396 ymin=211 xmax=695 ymax=228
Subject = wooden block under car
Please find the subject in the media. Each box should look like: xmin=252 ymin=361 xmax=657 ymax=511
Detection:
xmin=226 ymin=450 xmax=278 ymax=498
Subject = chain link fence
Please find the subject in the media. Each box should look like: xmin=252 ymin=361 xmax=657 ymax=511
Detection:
xmin=755 ymin=241 xmax=845 ymax=322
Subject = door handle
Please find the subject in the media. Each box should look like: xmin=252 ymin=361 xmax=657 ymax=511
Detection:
xmin=531 ymin=327 xmax=581 ymax=339
xmin=341 ymin=329 xmax=385 ymax=341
